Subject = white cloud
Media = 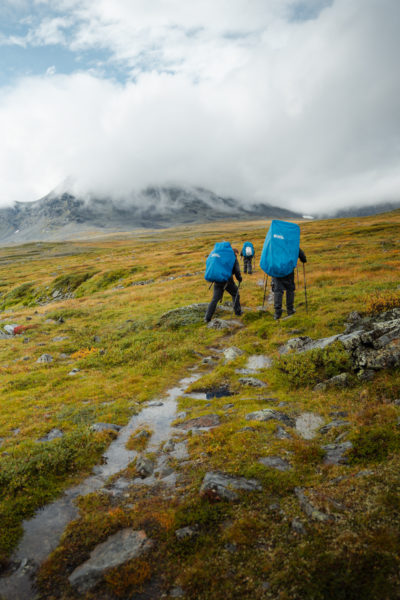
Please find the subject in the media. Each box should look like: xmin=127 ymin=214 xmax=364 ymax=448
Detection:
xmin=0 ymin=0 xmax=399 ymax=214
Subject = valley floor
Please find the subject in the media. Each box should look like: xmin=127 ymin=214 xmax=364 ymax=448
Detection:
xmin=0 ymin=214 xmax=400 ymax=599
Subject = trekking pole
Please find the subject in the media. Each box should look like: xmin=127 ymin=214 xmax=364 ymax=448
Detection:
xmin=262 ymin=274 xmax=268 ymax=309
xmin=296 ymin=265 xmax=300 ymax=288
xmin=303 ymin=263 xmax=308 ymax=313
xmin=233 ymin=281 xmax=241 ymax=313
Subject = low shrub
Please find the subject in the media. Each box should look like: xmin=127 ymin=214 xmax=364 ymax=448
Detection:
xmin=364 ymin=291 xmax=400 ymax=315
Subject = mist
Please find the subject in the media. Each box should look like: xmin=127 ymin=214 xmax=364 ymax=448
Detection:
xmin=0 ymin=0 xmax=399 ymax=214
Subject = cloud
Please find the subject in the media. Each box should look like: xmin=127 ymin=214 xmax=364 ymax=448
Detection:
xmin=0 ymin=0 xmax=399 ymax=214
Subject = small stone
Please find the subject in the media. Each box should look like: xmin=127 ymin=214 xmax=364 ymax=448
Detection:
xmin=323 ymin=441 xmax=353 ymax=465
xmin=37 ymin=353 xmax=53 ymax=364
xmin=295 ymin=413 xmax=325 ymax=440
xmin=91 ymin=423 xmax=121 ymax=433
xmin=37 ymin=428 xmax=64 ymax=442
xmin=175 ymin=525 xmax=199 ymax=540
xmin=170 ymin=587 xmax=185 ymax=598
xmin=93 ymin=335 xmax=101 ymax=343
xmin=275 ymin=426 xmax=292 ymax=439
xmin=259 ymin=456 xmax=292 ymax=471
xmin=177 ymin=414 xmax=220 ymax=430
xmin=148 ymin=401 xmax=164 ymax=407
xmin=136 ymin=455 xmax=154 ymax=478
xmin=68 ymin=368 xmax=80 ymax=375
xmin=246 ymin=409 xmax=295 ymax=427
xmin=200 ymin=471 xmax=262 ymax=502
xmin=291 ymin=518 xmax=307 ymax=535
xmin=223 ymin=347 xmax=244 ymax=363
xmin=239 ymin=377 xmax=267 ymax=388
xmin=319 ymin=420 xmax=350 ymax=435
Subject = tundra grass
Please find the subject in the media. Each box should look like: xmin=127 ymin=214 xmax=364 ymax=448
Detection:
xmin=0 ymin=211 xmax=400 ymax=598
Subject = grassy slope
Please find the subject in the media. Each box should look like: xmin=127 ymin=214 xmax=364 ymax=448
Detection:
xmin=0 ymin=213 xmax=399 ymax=598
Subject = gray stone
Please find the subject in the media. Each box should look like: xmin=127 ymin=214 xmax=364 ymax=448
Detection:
xmin=275 ymin=426 xmax=292 ymax=439
xmin=170 ymin=587 xmax=185 ymax=598
xmin=294 ymin=487 xmax=333 ymax=522
xmin=136 ymin=455 xmax=154 ymax=478
xmin=223 ymin=347 xmax=244 ymax=363
xmin=4 ymin=324 xmax=18 ymax=335
xmin=322 ymin=441 xmax=353 ymax=465
xmin=207 ymin=318 xmax=243 ymax=330
xmin=36 ymin=353 xmax=53 ymax=364
xmin=239 ymin=377 xmax=267 ymax=388
xmin=258 ymin=456 xmax=292 ymax=471
xmin=175 ymin=525 xmax=199 ymax=540
xmin=245 ymin=409 xmax=295 ymax=427
xmin=319 ymin=420 xmax=350 ymax=435
xmin=223 ymin=403 xmax=234 ymax=410
xmin=68 ymin=529 xmax=153 ymax=593
xmin=246 ymin=355 xmax=273 ymax=370
xmin=93 ymin=335 xmax=101 ymax=343
xmin=357 ymin=369 xmax=375 ymax=381
xmin=238 ymin=426 xmax=256 ymax=433
xmin=52 ymin=336 xmax=69 ymax=342
xmin=68 ymin=368 xmax=80 ymax=375
xmin=148 ymin=401 xmax=164 ymax=407
xmin=325 ymin=373 xmax=351 ymax=388
xmin=59 ymin=353 xmax=69 ymax=359
xmin=295 ymin=413 xmax=325 ymax=439
xmin=91 ymin=422 xmax=121 ymax=433
xmin=291 ymin=518 xmax=307 ymax=535
xmin=200 ymin=471 xmax=262 ymax=502
xmin=37 ymin=428 xmax=64 ymax=442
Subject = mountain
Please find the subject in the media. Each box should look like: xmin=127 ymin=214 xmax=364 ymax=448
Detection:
xmin=321 ymin=201 xmax=400 ymax=219
xmin=0 ymin=186 xmax=301 ymax=243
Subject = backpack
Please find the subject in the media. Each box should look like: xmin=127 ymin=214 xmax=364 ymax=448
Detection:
xmin=259 ymin=220 xmax=300 ymax=278
xmin=242 ymin=242 xmax=254 ymax=257
xmin=205 ymin=242 xmax=236 ymax=283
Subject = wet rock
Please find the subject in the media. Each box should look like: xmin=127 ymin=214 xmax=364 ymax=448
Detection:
xmin=322 ymin=441 xmax=353 ymax=465
xmin=239 ymin=377 xmax=267 ymax=388
xmin=291 ymin=518 xmax=307 ymax=535
xmin=246 ymin=409 xmax=295 ymax=427
xmin=68 ymin=368 xmax=80 ymax=375
xmin=319 ymin=420 xmax=349 ymax=435
xmin=200 ymin=471 xmax=262 ymax=501
xmin=258 ymin=456 xmax=292 ymax=471
xmin=91 ymin=422 xmax=121 ymax=433
xmin=223 ymin=347 xmax=244 ymax=362
xmin=37 ymin=353 xmax=53 ymax=364
xmin=148 ymin=401 xmax=164 ymax=407
xmin=68 ymin=529 xmax=153 ymax=593
xmin=295 ymin=413 xmax=325 ymax=439
xmin=206 ymin=386 xmax=233 ymax=399
xmin=37 ymin=428 xmax=64 ymax=442
xmin=136 ymin=455 xmax=154 ymax=478
xmin=177 ymin=414 xmax=220 ymax=430
xmin=175 ymin=525 xmax=199 ymax=540
xmin=294 ymin=487 xmax=333 ymax=522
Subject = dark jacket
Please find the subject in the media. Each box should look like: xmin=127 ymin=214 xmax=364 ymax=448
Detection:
xmin=231 ymin=258 xmax=242 ymax=283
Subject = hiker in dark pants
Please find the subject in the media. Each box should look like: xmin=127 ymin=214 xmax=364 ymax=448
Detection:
xmin=205 ymin=249 xmax=242 ymax=322
xmin=240 ymin=242 xmax=255 ymax=274
xmin=272 ymin=248 xmax=306 ymax=320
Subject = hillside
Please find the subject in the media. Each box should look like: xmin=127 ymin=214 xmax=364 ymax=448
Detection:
xmin=0 ymin=212 xmax=400 ymax=599
xmin=0 ymin=187 xmax=300 ymax=244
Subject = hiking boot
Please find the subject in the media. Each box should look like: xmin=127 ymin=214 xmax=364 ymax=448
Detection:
xmin=287 ymin=309 xmax=296 ymax=316
xmin=274 ymin=313 xmax=281 ymax=320
xmin=204 ymin=317 xmax=211 ymax=323
xmin=235 ymin=311 xmax=243 ymax=317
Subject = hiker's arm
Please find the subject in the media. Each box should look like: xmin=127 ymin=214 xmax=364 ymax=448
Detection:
xmin=233 ymin=258 xmax=242 ymax=282
xmin=299 ymin=248 xmax=307 ymax=263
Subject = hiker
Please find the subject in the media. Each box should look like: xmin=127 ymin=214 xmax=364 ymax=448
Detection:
xmin=204 ymin=245 xmax=242 ymax=322
xmin=272 ymin=248 xmax=307 ymax=320
xmin=240 ymin=241 xmax=255 ymax=274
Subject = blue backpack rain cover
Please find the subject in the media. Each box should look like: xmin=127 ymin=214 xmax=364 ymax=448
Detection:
xmin=242 ymin=242 xmax=254 ymax=257
xmin=259 ymin=220 xmax=300 ymax=278
xmin=205 ymin=242 xmax=236 ymax=283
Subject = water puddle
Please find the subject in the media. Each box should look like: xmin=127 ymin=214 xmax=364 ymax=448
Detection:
xmin=0 ymin=374 xmax=200 ymax=600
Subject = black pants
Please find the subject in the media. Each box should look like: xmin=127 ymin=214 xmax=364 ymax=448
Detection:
xmin=243 ymin=256 xmax=253 ymax=274
xmin=205 ymin=280 xmax=241 ymax=321
xmin=272 ymin=273 xmax=295 ymax=317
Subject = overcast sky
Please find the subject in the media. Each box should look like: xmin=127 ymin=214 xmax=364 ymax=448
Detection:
xmin=0 ymin=0 xmax=399 ymax=213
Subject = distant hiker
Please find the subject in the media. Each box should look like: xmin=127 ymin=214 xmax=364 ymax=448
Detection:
xmin=204 ymin=243 xmax=242 ymax=322
xmin=271 ymin=248 xmax=306 ymax=320
xmin=240 ymin=241 xmax=255 ymax=274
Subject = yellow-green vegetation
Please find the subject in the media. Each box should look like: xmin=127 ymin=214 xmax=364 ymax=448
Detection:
xmin=1 ymin=212 xmax=400 ymax=598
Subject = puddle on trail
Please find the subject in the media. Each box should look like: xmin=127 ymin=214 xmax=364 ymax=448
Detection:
xmin=0 ymin=374 xmax=200 ymax=600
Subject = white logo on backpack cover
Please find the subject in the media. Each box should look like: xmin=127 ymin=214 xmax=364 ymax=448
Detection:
xmin=273 ymin=234 xmax=284 ymax=239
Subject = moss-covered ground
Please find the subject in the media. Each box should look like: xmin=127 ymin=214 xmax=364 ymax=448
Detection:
xmin=0 ymin=212 xmax=400 ymax=598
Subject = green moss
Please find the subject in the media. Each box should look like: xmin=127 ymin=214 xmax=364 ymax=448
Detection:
xmin=349 ymin=426 xmax=400 ymax=463
xmin=1 ymin=282 xmax=36 ymax=308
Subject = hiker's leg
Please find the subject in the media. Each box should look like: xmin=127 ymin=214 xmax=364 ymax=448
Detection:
xmin=286 ymin=290 xmax=295 ymax=313
xmin=273 ymin=278 xmax=283 ymax=319
xmin=205 ymin=283 xmax=224 ymax=321
xmin=243 ymin=258 xmax=248 ymax=273
xmin=226 ymin=280 xmax=241 ymax=315
xmin=248 ymin=258 xmax=252 ymax=274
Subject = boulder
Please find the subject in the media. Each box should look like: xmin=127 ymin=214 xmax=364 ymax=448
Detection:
xmin=36 ymin=354 xmax=53 ymax=364
xmin=323 ymin=441 xmax=353 ymax=465
xmin=177 ymin=414 xmax=220 ymax=430
xmin=68 ymin=529 xmax=153 ymax=593
xmin=223 ymin=347 xmax=244 ymax=363
xmin=37 ymin=428 xmax=64 ymax=442
xmin=136 ymin=455 xmax=154 ymax=478
xmin=207 ymin=319 xmax=244 ymax=330
xmin=91 ymin=423 xmax=121 ymax=433
xmin=239 ymin=377 xmax=267 ymax=388
xmin=200 ymin=471 xmax=262 ymax=502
